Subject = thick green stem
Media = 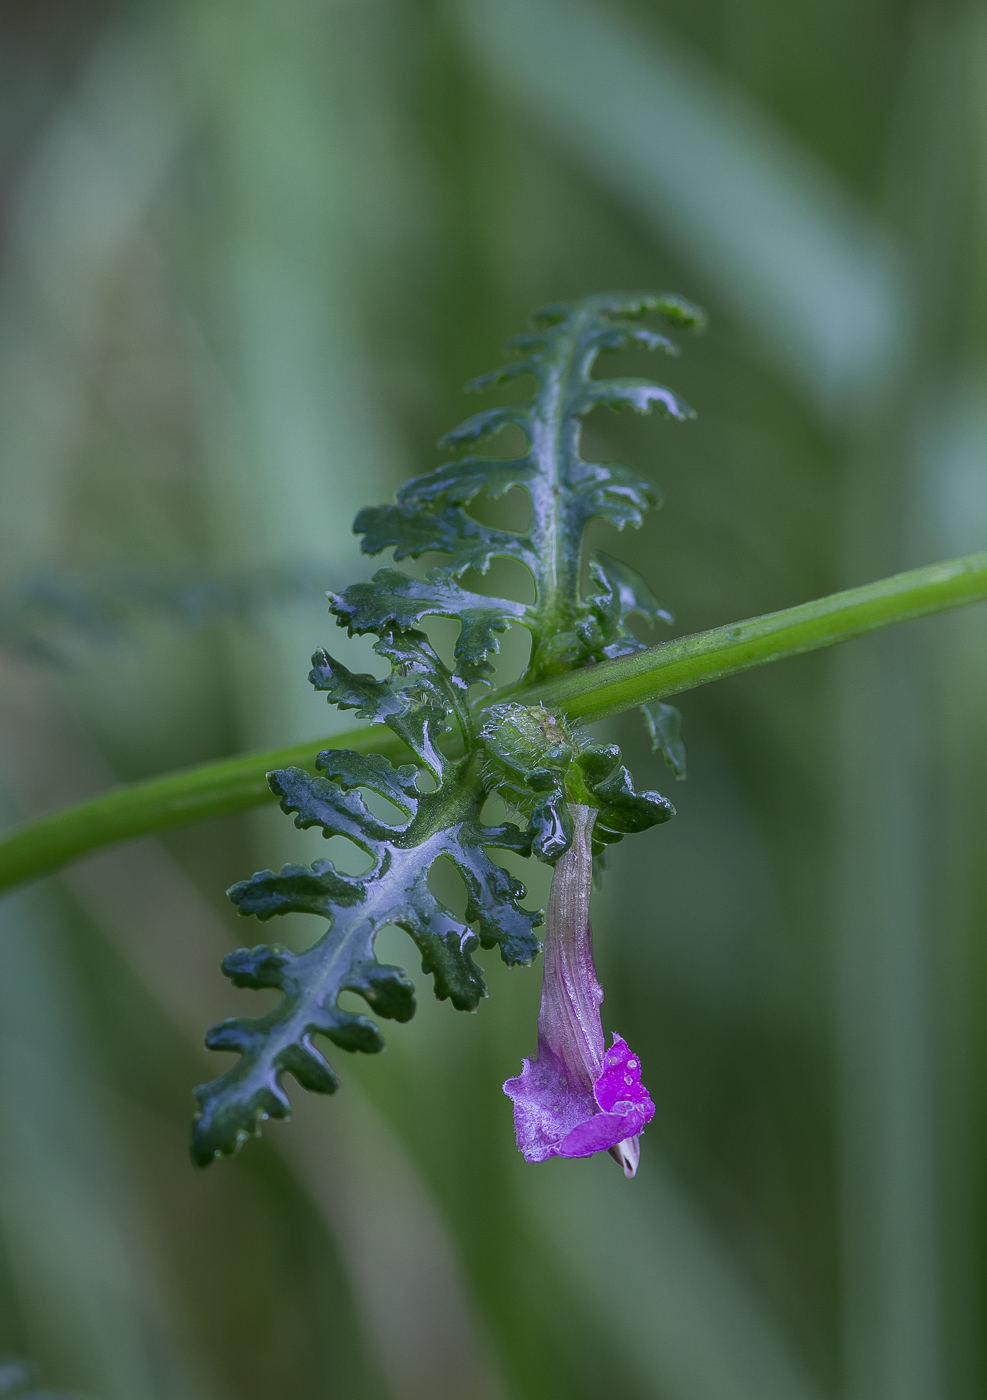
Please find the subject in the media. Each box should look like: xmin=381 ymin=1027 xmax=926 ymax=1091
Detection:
xmin=2 ymin=549 xmax=985 ymax=893
xmin=521 ymin=548 xmax=987 ymax=717
xmin=0 ymin=726 xmax=415 ymax=894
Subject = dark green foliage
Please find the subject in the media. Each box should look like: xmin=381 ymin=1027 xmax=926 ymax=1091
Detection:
xmin=581 ymin=552 xmax=674 ymax=660
xmin=577 ymin=747 xmax=676 ymax=854
xmin=478 ymin=704 xmax=675 ymax=861
xmin=641 ymin=700 xmax=688 ymax=779
xmin=331 ymin=569 xmax=525 ymax=682
xmin=358 ymin=290 xmax=701 ymax=685
xmin=192 ymin=629 xmax=540 ymax=1165
xmin=193 ymin=293 xmax=700 ymax=1163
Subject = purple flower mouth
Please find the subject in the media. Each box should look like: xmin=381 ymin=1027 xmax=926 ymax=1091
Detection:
xmin=503 ymin=804 xmax=654 ymax=1178
xmin=505 ymin=1030 xmax=653 ymax=1176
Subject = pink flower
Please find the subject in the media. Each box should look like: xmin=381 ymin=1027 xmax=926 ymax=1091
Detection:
xmin=503 ymin=804 xmax=654 ymax=1177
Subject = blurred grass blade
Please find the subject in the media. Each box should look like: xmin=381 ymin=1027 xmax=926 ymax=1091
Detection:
xmin=0 ymin=16 xmax=188 ymax=582
xmin=0 ymin=16 xmax=224 ymax=1393
xmin=527 ymin=1161 xmax=825 ymax=1400
xmin=456 ymin=0 xmax=910 ymax=418
xmin=0 ymin=832 xmax=216 ymax=1400
xmin=0 ymin=562 xmax=341 ymax=667
xmin=176 ymin=0 xmax=405 ymax=754
xmin=284 ymin=1096 xmax=508 ymax=1400
xmin=0 ymin=20 xmax=216 ymax=1397
xmin=832 ymin=12 xmax=983 ymax=1398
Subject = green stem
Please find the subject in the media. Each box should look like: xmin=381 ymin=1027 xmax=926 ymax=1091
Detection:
xmin=3 ymin=549 xmax=986 ymax=894
xmin=522 ymin=548 xmax=987 ymax=718
xmin=0 ymin=726 xmax=415 ymax=895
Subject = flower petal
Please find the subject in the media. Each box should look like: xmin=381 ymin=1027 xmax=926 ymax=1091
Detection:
xmin=593 ymin=1033 xmax=653 ymax=1118
xmin=504 ymin=1044 xmax=598 ymax=1163
xmin=557 ymin=1111 xmax=643 ymax=1158
xmin=504 ymin=1032 xmax=654 ymax=1164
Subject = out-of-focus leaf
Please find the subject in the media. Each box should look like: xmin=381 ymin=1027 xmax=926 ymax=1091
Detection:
xmin=0 ymin=858 xmax=217 ymax=1400
xmin=0 ymin=17 xmax=189 ymax=583
xmin=0 ymin=1362 xmax=31 ymax=1396
xmin=0 ymin=564 xmax=335 ymax=667
xmin=456 ymin=0 xmax=911 ymax=418
xmin=528 ymin=1160 xmax=826 ymax=1400
xmin=180 ymin=0 xmax=407 ymax=753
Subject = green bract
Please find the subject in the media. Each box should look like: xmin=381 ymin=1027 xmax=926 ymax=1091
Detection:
xmin=191 ymin=292 xmax=702 ymax=1166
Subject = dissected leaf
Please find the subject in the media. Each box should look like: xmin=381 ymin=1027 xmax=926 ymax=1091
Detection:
xmin=354 ymin=503 xmax=532 ymax=578
xmin=579 ymin=551 xmax=674 ymax=662
xmin=396 ymin=454 xmax=538 ymax=507
xmin=191 ymin=747 xmax=541 ymax=1165
xmin=573 ymin=377 xmax=695 ymax=419
xmin=576 ymin=743 xmax=676 ymax=855
xmin=641 ymin=700 xmax=687 ymax=779
xmin=331 ymin=568 xmax=524 ymax=682
xmin=195 ymin=292 xmax=700 ymax=1163
xmin=477 ymin=705 xmax=675 ymax=864
xmin=354 ymin=292 xmax=697 ymax=682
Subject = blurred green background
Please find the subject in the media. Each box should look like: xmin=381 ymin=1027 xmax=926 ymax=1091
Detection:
xmin=0 ymin=0 xmax=984 ymax=1397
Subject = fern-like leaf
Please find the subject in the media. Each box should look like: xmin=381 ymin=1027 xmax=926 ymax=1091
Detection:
xmin=191 ymin=628 xmax=540 ymax=1164
xmin=193 ymin=292 xmax=701 ymax=1163
xmin=354 ymin=290 xmax=700 ymax=683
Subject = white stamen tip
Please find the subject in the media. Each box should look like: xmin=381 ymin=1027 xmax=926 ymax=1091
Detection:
xmin=608 ymin=1135 xmax=640 ymax=1178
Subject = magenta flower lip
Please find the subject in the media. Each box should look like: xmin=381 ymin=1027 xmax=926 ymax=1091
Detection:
xmin=503 ymin=804 xmax=654 ymax=1177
